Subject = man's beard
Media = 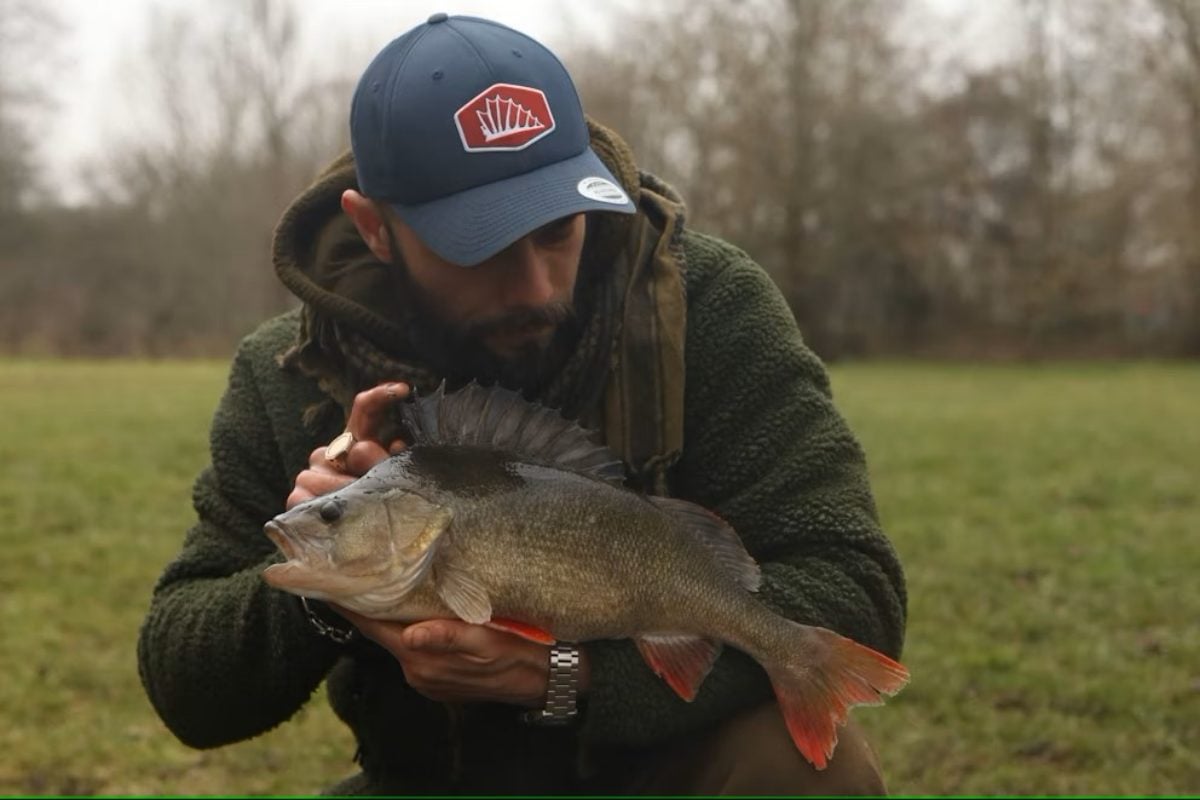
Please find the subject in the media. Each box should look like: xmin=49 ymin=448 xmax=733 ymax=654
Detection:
xmin=389 ymin=258 xmax=581 ymax=395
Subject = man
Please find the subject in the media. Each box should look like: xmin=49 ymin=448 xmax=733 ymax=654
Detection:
xmin=137 ymin=13 xmax=907 ymax=795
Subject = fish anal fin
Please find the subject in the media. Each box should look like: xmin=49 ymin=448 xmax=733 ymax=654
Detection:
xmin=649 ymin=497 xmax=761 ymax=592
xmin=768 ymin=626 xmax=910 ymax=770
xmin=402 ymin=381 xmax=627 ymax=485
xmin=635 ymin=633 xmax=722 ymax=701
xmin=435 ymin=564 xmax=492 ymax=624
xmin=486 ymin=617 xmax=556 ymax=644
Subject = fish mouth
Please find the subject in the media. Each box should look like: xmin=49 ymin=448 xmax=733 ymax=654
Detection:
xmin=264 ymin=521 xmax=298 ymax=560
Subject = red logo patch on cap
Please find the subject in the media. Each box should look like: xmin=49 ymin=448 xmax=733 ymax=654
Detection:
xmin=454 ymin=83 xmax=556 ymax=152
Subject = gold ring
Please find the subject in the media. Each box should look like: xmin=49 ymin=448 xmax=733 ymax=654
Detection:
xmin=325 ymin=430 xmax=356 ymax=470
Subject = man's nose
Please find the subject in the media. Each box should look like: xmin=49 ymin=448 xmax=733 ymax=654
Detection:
xmin=498 ymin=237 xmax=556 ymax=307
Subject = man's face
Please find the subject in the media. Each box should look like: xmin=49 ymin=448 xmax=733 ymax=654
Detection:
xmin=383 ymin=212 xmax=587 ymax=387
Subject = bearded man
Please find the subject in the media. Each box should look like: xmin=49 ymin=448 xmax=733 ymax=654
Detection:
xmin=137 ymin=12 xmax=907 ymax=795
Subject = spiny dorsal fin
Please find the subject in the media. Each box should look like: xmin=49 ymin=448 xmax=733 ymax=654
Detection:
xmin=402 ymin=381 xmax=627 ymax=485
xmin=648 ymin=497 xmax=762 ymax=592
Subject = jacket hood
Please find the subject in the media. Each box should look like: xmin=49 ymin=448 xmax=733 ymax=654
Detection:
xmin=271 ymin=119 xmax=652 ymax=355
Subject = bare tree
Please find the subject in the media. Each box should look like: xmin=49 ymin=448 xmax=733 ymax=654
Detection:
xmin=569 ymin=0 xmax=1200 ymax=357
xmin=0 ymin=0 xmax=62 ymax=224
xmin=82 ymin=0 xmax=354 ymax=353
xmin=571 ymin=0 xmax=933 ymax=356
xmin=1153 ymin=0 xmax=1200 ymax=350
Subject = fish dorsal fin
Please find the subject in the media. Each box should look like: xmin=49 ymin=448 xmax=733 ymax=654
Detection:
xmin=649 ymin=497 xmax=762 ymax=592
xmin=402 ymin=381 xmax=627 ymax=485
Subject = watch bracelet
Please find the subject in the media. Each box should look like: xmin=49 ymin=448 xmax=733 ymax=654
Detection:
xmin=300 ymin=596 xmax=359 ymax=644
xmin=524 ymin=642 xmax=581 ymax=725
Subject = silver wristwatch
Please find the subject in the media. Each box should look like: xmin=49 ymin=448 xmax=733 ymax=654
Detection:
xmin=523 ymin=643 xmax=581 ymax=726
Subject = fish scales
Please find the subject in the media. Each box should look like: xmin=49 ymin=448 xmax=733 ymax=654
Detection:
xmin=381 ymin=444 xmax=742 ymax=641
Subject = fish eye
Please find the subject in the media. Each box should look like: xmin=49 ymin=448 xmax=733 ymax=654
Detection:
xmin=319 ymin=499 xmax=344 ymax=523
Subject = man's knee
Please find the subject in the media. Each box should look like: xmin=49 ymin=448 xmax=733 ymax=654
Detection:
xmin=643 ymin=702 xmax=889 ymax=796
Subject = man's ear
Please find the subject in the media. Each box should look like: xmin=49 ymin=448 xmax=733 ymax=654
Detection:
xmin=341 ymin=190 xmax=392 ymax=262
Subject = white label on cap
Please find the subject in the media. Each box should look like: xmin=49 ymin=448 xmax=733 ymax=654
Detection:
xmin=577 ymin=177 xmax=630 ymax=205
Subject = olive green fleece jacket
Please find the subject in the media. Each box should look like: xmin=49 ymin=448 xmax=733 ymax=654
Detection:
xmin=137 ymin=148 xmax=906 ymax=788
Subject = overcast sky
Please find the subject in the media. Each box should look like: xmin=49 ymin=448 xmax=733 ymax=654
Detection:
xmin=40 ymin=0 xmax=1007 ymax=203
xmin=43 ymin=0 xmax=629 ymax=200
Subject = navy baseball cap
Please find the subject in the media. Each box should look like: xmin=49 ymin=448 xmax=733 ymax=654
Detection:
xmin=350 ymin=13 xmax=636 ymax=267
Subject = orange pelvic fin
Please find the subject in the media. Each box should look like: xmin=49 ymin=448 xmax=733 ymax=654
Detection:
xmin=486 ymin=617 xmax=557 ymax=645
xmin=770 ymin=629 xmax=909 ymax=770
xmin=635 ymin=634 xmax=723 ymax=701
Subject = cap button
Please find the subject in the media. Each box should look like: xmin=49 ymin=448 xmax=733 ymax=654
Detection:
xmin=427 ymin=12 xmax=449 ymax=24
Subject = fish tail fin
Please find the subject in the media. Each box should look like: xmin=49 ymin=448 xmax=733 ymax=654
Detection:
xmin=765 ymin=625 xmax=909 ymax=770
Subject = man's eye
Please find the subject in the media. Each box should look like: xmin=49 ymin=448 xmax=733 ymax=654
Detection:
xmin=534 ymin=216 xmax=577 ymax=243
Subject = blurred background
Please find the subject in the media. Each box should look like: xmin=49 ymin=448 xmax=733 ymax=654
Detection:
xmin=3 ymin=0 xmax=1199 ymax=359
xmin=1 ymin=0 xmax=1197 ymax=795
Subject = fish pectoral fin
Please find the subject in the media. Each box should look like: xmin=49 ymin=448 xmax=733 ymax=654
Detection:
xmin=486 ymin=617 xmax=556 ymax=644
xmin=435 ymin=564 xmax=492 ymax=624
xmin=634 ymin=633 xmax=723 ymax=702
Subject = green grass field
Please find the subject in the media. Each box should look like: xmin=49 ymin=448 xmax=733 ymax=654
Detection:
xmin=1 ymin=360 xmax=1197 ymax=795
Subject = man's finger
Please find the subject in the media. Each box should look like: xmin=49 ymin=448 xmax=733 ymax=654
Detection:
xmin=344 ymin=440 xmax=391 ymax=476
xmin=285 ymin=487 xmax=312 ymax=510
xmin=286 ymin=469 xmax=355 ymax=509
xmin=345 ymin=382 xmax=410 ymax=443
xmin=403 ymin=620 xmax=473 ymax=653
xmin=300 ymin=469 xmax=356 ymax=494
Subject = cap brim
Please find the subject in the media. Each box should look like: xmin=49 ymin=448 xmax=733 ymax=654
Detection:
xmin=390 ymin=148 xmax=636 ymax=267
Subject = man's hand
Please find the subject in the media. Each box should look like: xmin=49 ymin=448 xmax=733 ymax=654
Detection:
xmin=286 ymin=382 xmax=410 ymax=509
xmin=333 ymin=610 xmax=591 ymax=707
xmin=288 ymin=381 xmax=593 ymax=709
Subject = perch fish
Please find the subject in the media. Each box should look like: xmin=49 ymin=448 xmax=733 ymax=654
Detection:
xmin=263 ymin=383 xmax=909 ymax=769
